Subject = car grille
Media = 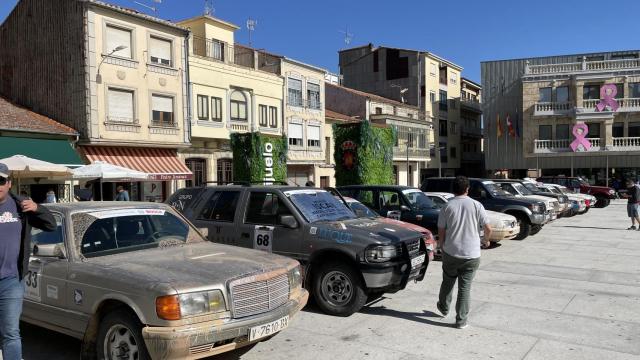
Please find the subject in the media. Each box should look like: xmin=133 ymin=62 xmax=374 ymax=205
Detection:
xmin=404 ymin=238 xmax=421 ymax=256
xmin=230 ymin=273 xmax=290 ymax=319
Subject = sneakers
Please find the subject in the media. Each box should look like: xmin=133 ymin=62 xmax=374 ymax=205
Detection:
xmin=627 ymin=226 xmax=636 ymax=230
xmin=455 ymin=321 xmax=468 ymax=329
xmin=436 ymin=302 xmax=448 ymax=317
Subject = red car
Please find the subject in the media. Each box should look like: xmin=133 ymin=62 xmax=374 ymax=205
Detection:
xmin=343 ymin=197 xmax=437 ymax=261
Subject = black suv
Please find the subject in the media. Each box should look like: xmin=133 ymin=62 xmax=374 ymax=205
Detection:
xmin=336 ymin=185 xmax=441 ymax=233
xmin=168 ymin=185 xmax=429 ymax=316
xmin=421 ymin=178 xmax=549 ymax=240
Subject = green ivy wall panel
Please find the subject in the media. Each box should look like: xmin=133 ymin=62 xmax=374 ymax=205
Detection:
xmin=230 ymin=132 xmax=288 ymax=184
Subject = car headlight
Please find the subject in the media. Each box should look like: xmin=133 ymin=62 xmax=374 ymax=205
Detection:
xmin=609 ymin=189 xmax=615 ymax=194
xmin=365 ymin=245 xmax=397 ymax=263
xmin=156 ymin=290 xmax=226 ymax=320
xmin=530 ymin=204 xmax=541 ymax=213
xmin=503 ymin=220 xmax=513 ymax=227
xmin=288 ymin=265 xmax=303 ymax=292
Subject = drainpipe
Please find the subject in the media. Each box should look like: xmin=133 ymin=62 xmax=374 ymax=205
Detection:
xmin=184 ymin=32 xmax=192 ymax=143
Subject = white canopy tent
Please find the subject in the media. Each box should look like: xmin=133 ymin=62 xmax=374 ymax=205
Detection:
xmin=0 ymin=154 xmax=73 ymax=190
xmin=72 ymin=161 xmax=148 ymax=200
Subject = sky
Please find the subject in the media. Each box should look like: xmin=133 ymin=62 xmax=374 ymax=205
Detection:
xmin=1 ymin=0 xmax=640 ymax=83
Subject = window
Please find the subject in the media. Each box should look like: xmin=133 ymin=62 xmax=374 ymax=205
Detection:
xmin=107 ymin=88 xmax=134 ymax=123
xmin=106 ymin=25 xmax=132 ymax=58
xmin=31 ymin=215 xmax=63 ymax=248
xmin=450 ymin=73 xmax=457 ymax=85
xmin=320 ymin=176 xmax=329 ymax=188
xmin=556 ymin=87 xmax=569 ymax=103
xmin=375 ymin=107 xmax=383 ymax=114
xmin=217 ymin=159 xmax=232 ymax=183
xmin=556 ymin=124 xmax=570 ymax=139
xmin=429 ymin=91 xmax=436 ymax=104
xmin=288 ymin=122 xmax=303 ymax=146
xmin=230 ymin=91 xmax=247 ymax=121
xmin=211 ymin=97 xmax=222 ymax=121
xmin=210 ymin=39 xmax=224 ymax=61
xmin=185 ymin=158 xmax=206 ymax=187
xmin=450 ymin=146 xmax=456 ymax=159
xmin=449 ymin=98 xmax=457 ymax=109
xmin=586 ymin=123 xmax=600 ymax=139
xmin=539 ymin=87 xmax=552 ymax=102
xmin=149 ymin=36 xmax=172 ymax=66
xmin=393 ymin=166 xmax=398 ymax=185
xmin=430 ymin=63 xmax=437 ymax=76
xmin=151 ymin=94 xmax=174 ymax=126
xmin=631 ymin=83 xmax=640 ymax=98
xmin=629 ymin=122 xmax=640 ymax=137
xmin=197 ymin=95 xmax=209 ymax=120
xmin=325 ymin=137 xmax=331 ymax=164
xmin=269 ymin=106 xmax=278 ymax=128
xmin=614 ymin=83 xmax=624 ymax=99
xmin=449 ymin=122 xmax=457 ymax=135
xmin=613 ymin=122 xmax=624 ymax=138
xmin=439 ymin=120 xmax=448 ymax=137
xmin=439 ymin=90 xmax=448 ymax=111
xmin=245 ymin=192 xmax=292 ymax=225
xmin=198 ymin=191 xmax=240 ymax=222
xmin=583 ymin=85 xmax=600 ymax=100
xmin=539 ymin=125 xmax=552 ymax=140
xmin=288 ymin=78 xmax=303 ymax=107
xmin=379 ymin=190 xmax=401 ymax=212
xmin=439 ymin=67 xmax=447 ymax=84
xmin=259 ymin=104 xmax=268 ymax=127
xmin=307 ymin=125 xmax=320 ymax=147
xmin=307 ymin=82 xmax=321 ymax=109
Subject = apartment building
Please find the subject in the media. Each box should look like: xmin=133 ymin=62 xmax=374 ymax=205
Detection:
xmin=325 ymin=83 xmax=428 ymax=186
xmin=177 ymin=15 xmax=284 ymax=186
xmin=338 ymin=44 xmax=482 ymax=178
xmin=483 ymin=50 xmax=640 ymax=183
xmin=0 ymin=0 xmax=192 ymax=201
xmin=460 ymin=78 xmax=484 ymax=176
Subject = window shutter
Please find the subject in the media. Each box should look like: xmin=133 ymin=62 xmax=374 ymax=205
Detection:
xmin=150 ymin=37 xmax=172 ymax=64
xmin=307 ymin=83 xmax=320 ymax=93
xmin=106 ymin=26 xmax=132 ymax=58
xmin=289 ymin=78 xmax=302 ymax=90
xmin=308 ymin=125 xmax=320 ymax=141
xmin=108 ymin=89 xmax=134 ymax=122
xmin=289 ymin=123 xmax=303 ymax=139
xmin=152 ymin=95 xmax=173 ymax=112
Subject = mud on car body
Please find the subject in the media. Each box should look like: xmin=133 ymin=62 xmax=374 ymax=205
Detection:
xmin=168 ymin=185 xmax=429 ymax=317
xmin=22 ymin=202 xmax=307 ymax=360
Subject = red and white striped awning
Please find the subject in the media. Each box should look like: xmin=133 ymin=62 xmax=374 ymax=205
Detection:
xmin=80 ymin=146 xmax=192 ymax=180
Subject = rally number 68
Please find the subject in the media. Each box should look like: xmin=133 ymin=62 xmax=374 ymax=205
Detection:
xmin=256 ymin=234 xmax=270 ymax=247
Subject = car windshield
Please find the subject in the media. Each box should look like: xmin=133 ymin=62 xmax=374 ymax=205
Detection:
xmin=286 ymin=189 xmax=357 ymax=223
xmin=484 ymin=182 xmax=513 ymax=197
xmin=523 ymin=183 xmax=540 ymax=192
xmin=513 ymin=183 xmax=533 ymax=195
xmin=348 ymin=201 xmax=379 ymax=218
xmin=427 ymin=195 xmax=448 ymax=208
xmin=72 ymin=208 xmax=204 ymax=258
xmin=558 ymin=187 xmax=573 ymax=194
xmin=402 ymin=189 xmax=437 ymax=210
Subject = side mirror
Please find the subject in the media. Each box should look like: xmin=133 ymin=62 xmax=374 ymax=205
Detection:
xmin=33 ymin=243 xmax=65 ymax=259
xmin=400 ymin=205 xmax=411 ymax=212
xmin=198 ymin=227 xmax=209 ymax=238
xmin=279 ymin=215 xmax=298 ymax=229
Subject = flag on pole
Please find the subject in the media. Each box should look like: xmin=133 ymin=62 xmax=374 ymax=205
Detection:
xmin=497 ymin=113 xmax=503 ymax=137
xmin=507 ymin=114 xmax=515 ymax=137
xmin=514 ymin=108 xmax=520 ymax=137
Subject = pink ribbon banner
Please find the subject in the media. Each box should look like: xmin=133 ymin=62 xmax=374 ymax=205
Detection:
xmin=570 ymin=123 xmax=591 ymax=152
xmin=596 ymin=84 xmax=619 ymax=112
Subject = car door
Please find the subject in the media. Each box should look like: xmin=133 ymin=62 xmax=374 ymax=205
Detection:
xmin=190 ymin=190 xmax=242 ymax=246
xmin=379 ymin=190 xmax=403 ymax=219
xmin=239 ymin=190 xmax=302 ymax=258
xmin=22 ymin=213 xmax=70 ymax=328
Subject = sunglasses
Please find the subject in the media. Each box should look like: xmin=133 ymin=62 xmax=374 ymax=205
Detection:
xmin=0 ymin=177 xmax=9 ymax=186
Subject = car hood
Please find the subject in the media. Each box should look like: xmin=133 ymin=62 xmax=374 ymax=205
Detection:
xmin=83 ymin=242 xmax=294 ymax=292
xmin=520 ymin=195 xmax=557 ymax=206
xmin=588 ymin=185 xmax=614 ymax=192
xmin=317 ymin=218 xmax=421 ymax=244
xmin=376 ymin=217 xmax=430 ymax=235
xmin=487 ymin=210 xmax=516 ymax=222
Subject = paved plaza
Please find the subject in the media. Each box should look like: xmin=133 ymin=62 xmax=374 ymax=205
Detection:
xmin=13 ymin=200 xmax=640 ymax=360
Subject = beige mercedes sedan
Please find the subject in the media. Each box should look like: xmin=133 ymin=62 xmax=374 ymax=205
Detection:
xmin=23 ymin=202 xmax=308 ymax=360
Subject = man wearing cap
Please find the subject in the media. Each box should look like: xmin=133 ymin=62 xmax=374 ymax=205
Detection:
xmin=0 ymin=163 xmax=55 ymax=360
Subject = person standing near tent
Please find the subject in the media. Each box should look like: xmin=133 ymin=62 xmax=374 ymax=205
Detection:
xmin=0 ymin=162 xmax=56 ymax=360
xmin=115 ymin=185 xmax=130 ymax=201
xmin=45 ymin=188 xmax=57 ymax=203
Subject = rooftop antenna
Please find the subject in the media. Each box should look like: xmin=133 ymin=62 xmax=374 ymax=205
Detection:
xmin=204 ymin=0 xmax=214 ymax=16
xmin=339 ymin=26 xmax=353 ymax=48
xmin=132 ymin=0 xmax=161 ymax=13
xmin=246 ymin=18 xmax=258 ymax=47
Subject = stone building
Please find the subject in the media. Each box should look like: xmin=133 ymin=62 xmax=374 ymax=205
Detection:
xmin=460 ymin=78 xmax=484 ymax=176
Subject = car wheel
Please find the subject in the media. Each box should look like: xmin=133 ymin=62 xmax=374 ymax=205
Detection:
xmin=530 ymin=224 xmax=542 ymax=235
xmin=512 ymin=214 xmax=531 ymax=240
xmin=97 ymin=309 xmax=150 ymax=360
xmin=313 ymin=262 xmax=367 ymax=317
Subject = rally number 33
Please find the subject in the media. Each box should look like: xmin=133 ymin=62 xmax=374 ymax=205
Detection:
xmin=25 ymin=270 xmax=38 ymax=288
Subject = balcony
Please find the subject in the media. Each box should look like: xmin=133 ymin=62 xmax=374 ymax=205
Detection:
xmin=534 ymin=102 xmax=573 ymax=116
xmin=460 ymin=98 xmax=482 ymax=113
xmin=191 ymin=36 xmax=281 ymax=75
xmin=612 ymin=137 xmax=640 ymax=150
xmin=580 ymin=98 xmax=640 ymax=113
xmin=461 ymin=125 xmax=482 ymax=138
xmin=525 ymin=57 xmax=640 ymax=76
xmin=533 ymin=138 xmax=602 ymax=153
xmin=393 ymin=147 xmax=430 ymax=159
xmin=462 ymin=152 xmax=483 ymax=162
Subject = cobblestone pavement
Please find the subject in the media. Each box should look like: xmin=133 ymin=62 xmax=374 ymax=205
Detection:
xmin=8 ymin=200 xmax=640 ymax=360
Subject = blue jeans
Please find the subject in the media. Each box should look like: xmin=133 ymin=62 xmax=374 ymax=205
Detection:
xmin=0 ymin=276 xmax=24 ymax=360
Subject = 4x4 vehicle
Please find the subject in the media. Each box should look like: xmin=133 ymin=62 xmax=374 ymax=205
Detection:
xmin=536 ymin=176 xmax=615 ymax=208
xmin=24 ymin=202 xmax=307 ymax=360
xmin=492 ymin=180 xmax=562 ymax=220
xmin=336 ymin=185 xmax=441 ymax=233
xmin=168 ymin=185 xmax=429 ymax=317
xmin=518 ymin=179 xmax=572 ymax=217
xmin=421 ymin=178 xmax=549 ymax=240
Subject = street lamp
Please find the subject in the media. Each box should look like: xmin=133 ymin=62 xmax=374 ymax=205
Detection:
xmin=96 ymin=45 xmax=128 ymax=84
xmin=406 ymin=127 xmax=411 ymax=186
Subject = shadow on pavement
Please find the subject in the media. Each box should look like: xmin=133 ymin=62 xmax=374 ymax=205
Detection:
xmin=359 ymin=306 xmax=454 ymax=328
xmin=21 ymin=322 xmax=81 ymax=360
xmin=558 ymin=225 xmax=628 ymax=231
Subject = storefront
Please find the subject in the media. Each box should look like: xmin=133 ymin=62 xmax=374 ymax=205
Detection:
xmin=79 ymin=146 xmax=192 ymax=202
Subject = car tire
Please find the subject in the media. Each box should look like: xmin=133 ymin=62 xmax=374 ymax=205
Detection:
xmin=97 ymin=309 xmax=150 ymax=360
xmin=596 ymin=197 xmax=610 ymax=208
xmin=312 ymin=261 xmax=367 ymax=317
xmin=512 ymin=214 xmax=531 ymax=240
xmin=530 ymin=224 xmax=542 ymax=236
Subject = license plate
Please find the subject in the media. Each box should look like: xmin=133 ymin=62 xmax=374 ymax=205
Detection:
xmin=249 ymin=316 xmax=289 ymax=342
xmin=411 ymin=254 xmax=426 ymax=268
